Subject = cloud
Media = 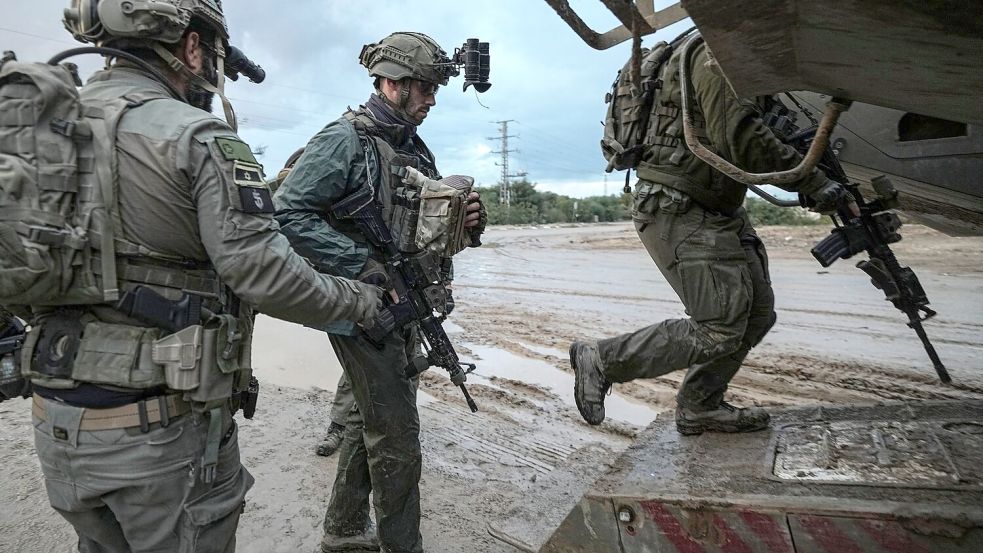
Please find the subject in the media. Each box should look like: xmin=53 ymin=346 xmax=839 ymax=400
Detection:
xmin=5 ymin=0 xmax=688 ymax=186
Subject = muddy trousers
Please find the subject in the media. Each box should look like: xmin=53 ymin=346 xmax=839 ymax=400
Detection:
xmin=328 ymin=372 xmax=356 ymax=426
xmin=597 ymin=201 xmax=776 ymax=410
xmin=32 ymin=398 xmax=253 ymax=553
xmin=324 ymin=327 xmax=423 ymax=553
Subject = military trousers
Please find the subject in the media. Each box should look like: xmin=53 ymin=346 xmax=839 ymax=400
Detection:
xmin=328 ymin=371 xmax=356 ymax=426
xmin=32 ymin=396 xmax=253 ymax=553
xmin=597 ymin=185 xmax=777 ymax=409
xmin=324 ymin=326 xmax=423 ymax=553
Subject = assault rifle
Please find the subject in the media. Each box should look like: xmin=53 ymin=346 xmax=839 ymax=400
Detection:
xmin=779 ymin=113 xmax=950 ymax=383
xmin=0 ymin=314 xmax=29 ymax=401
xmin=332 ymin=185 xmax=479 ymax=412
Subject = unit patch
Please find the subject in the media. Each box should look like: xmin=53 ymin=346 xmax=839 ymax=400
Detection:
xmin=215 ymin=136 xmax=260 ymax=164
xmin=232 ymin=160 xmax=273 ymax=214
xmin=233 ymin=161 xmax=264 ymax=186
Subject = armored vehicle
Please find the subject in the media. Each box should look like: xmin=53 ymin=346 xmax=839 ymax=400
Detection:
xmin=489 ymin=2 xmax=983 ymax=551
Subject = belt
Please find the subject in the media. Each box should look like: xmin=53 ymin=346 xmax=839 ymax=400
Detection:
xmin=32 ymin=393 xmax=191 ymax=432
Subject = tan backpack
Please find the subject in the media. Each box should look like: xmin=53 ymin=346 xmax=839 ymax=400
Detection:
xmin=0 ymin=54 xmax=149 ymax=308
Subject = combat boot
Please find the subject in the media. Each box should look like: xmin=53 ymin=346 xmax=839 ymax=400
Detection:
xmin=316 ymin=423 xmax=346 ymax=457
xmin=675 ymin=401 xmax=771 ymax=436
xmin=319 ymin=522 xmax=380 ymax=552
xmin=570 ymin=341 xmax=610 ymax=425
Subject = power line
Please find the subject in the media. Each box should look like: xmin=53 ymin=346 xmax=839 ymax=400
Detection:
xmin=487 ymin=120 xmax=527 ymax=206
xmin=0 ymin=27 xmax=78 ymax=47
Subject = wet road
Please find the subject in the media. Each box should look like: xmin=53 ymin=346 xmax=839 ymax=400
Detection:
xmin=453 ymin=223 xmax=983 ymax=390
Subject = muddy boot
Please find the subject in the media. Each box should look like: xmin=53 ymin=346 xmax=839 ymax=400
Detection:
xmin=316 ymin=422 xmax=346 ymax=457
xmin=675 ymin=401 xmax=771 ymax=436
xmin=570 ymin=341 xmax=611 ymax=425
xmin=319 ymin=522 xmax=380 ymax=552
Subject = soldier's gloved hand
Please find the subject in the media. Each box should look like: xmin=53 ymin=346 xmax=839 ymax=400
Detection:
xmin=363 ymin=300 xmax=415 ymax=343
xmin=357 ymin=258 xmax=390 ymax=289
xmin=809 ymin=179 xmax=859 ymax=217
xmin=465 ymin=192 xmax=486 ymax=247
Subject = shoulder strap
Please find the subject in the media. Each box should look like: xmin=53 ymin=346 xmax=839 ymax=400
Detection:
xmin=83 ymin=94 xmax=168 ymax=301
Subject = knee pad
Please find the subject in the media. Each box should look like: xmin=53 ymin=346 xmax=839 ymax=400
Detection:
xmin=745 ymin=310 xmax=777 ymax=349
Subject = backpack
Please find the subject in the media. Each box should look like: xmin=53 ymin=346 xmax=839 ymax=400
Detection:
xmin=0 ymin=54 xmax=137 ymax=307
xmin=600 ymin=41 xmax=673 ymax=172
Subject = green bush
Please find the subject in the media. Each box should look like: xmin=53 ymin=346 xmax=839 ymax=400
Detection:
xmin=475 ymin=180 xmax=822 ymax=227
xmin=476 ymin=179 xmax=631 ymax=225
xmin=744 ymin=197 xmax=823 ymax=226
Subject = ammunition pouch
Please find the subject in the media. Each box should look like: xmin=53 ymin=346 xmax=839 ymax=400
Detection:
xmin=390 ymin=185 xmax=422 ymax=254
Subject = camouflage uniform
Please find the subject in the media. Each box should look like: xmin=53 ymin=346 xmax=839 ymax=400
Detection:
xmin=585 ymin=40 xmax=834 ymax=425
xmin=25 ymin=64 xmax=380 ymax=552
xmin=275 ymin=101 xmax=439 ymax=553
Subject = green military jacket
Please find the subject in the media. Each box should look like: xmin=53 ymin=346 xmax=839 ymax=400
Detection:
xmin=77 ymin=67 xmax=378 ymax=327
xmin=274 ymin=103 xmax=441 ymax=335
xmin=636 ymin=40 xmax=828 ymax=214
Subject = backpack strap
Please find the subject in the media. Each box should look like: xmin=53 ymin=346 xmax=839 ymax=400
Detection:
xmin=82 ymin=93 xmax=168 ymax=302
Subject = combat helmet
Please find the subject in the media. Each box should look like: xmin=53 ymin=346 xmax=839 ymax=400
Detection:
xmin=359 ymin=32 xmax=456 ymax=87
xmin=63 ymin=0 xmax=228 ymax=46
xmin=61 ymin=0 xmax=251 ymax=130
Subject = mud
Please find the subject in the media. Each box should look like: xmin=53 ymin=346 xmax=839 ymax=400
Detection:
xmin=1 ymin=222 xmax=980 ymax=552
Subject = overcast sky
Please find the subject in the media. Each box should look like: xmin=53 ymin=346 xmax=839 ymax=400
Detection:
xmin=2 ymin=0 xmax=692 ymax=198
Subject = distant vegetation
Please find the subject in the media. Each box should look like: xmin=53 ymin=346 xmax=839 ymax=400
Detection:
xmin=477 ymin=180 xmax=823 ymax=227
xmin=744 ymin=197 xmax=824 ymax=226
xmin=476 ymin=180 xmax=631 ymax=225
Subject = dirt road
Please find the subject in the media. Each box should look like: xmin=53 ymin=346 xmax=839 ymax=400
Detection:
xmin=2 ymin=222 xmax=981 ymax=552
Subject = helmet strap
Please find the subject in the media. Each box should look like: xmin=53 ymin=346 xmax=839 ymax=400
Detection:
xmin=151 ymin=38 xmax=238 ymax=131
xmin=398 ymin=80 xmax=411 ymax=110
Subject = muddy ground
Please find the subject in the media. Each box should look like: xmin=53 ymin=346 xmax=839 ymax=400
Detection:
xmin=1 ymin=222 xmax=981 ymax=552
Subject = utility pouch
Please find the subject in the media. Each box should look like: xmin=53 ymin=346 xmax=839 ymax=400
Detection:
xmin=71 ymin=321 xmax=164 ymax=388
xmin=415 ymin=173 xmax=474 ymax=258
xmin=152 ymin=325 xmax=203 ymax=390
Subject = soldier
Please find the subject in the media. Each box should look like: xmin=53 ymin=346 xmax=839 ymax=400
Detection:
xmin=317 ymin=372 xmax=355 ymax=457
xmin=274 ymin=32 xmax=485 ymax=553
xmin=7 ymin=1 xmax=381 ymax=551
xmin=570 ymin=33 xmax=855 ymax=435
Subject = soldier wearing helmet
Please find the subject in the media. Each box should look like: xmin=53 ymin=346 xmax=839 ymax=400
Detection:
xmin=21 ymin=2 xmax=382 ymax=551
xmin=274 ymin=31 xmax=487 ymax=553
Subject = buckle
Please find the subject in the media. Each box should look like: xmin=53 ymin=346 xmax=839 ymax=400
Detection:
xmin=49 ymin=118 xmax=76 ymax=137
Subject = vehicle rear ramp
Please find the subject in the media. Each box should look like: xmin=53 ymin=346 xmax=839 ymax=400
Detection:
xmin=529 ymin=400 xmax=983 ymax=552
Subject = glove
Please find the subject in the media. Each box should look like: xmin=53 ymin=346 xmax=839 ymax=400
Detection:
xmin=808 ymin=179 xmax=849 ymax=215
xmin=465 ymin=193 xmax=486 ymax=247
xmin=357 ymin=258 xmax=390 ymax=289
xmin=363 ymin=300 xmax=415 ymax=343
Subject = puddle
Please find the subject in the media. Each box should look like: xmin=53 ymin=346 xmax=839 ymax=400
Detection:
xmin=463 ymin=344 xmax=657 ymax=426
xmin=516 ymin=341 xmax=567 ymax=358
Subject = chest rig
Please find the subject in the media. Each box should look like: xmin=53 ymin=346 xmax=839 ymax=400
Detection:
xmin=344 ymin=109 xmax=446 ymax=255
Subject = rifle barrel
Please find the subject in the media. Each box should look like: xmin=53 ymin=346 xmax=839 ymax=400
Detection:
xmin=906 ymin=309 xmax=951 ymax=383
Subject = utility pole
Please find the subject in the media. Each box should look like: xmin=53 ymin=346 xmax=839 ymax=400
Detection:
xmin=488 ymin=120 xmax=527 ymax=206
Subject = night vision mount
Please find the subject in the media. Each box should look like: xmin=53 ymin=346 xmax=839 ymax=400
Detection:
xmin=439 ymin=38 xmax=491 ymax=93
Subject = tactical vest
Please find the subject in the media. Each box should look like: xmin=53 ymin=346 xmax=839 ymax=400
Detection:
xmin=9 ymin=69 xmax=252 ymax=409
xmin=341 ymin=110 xmax=453 ymax=267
